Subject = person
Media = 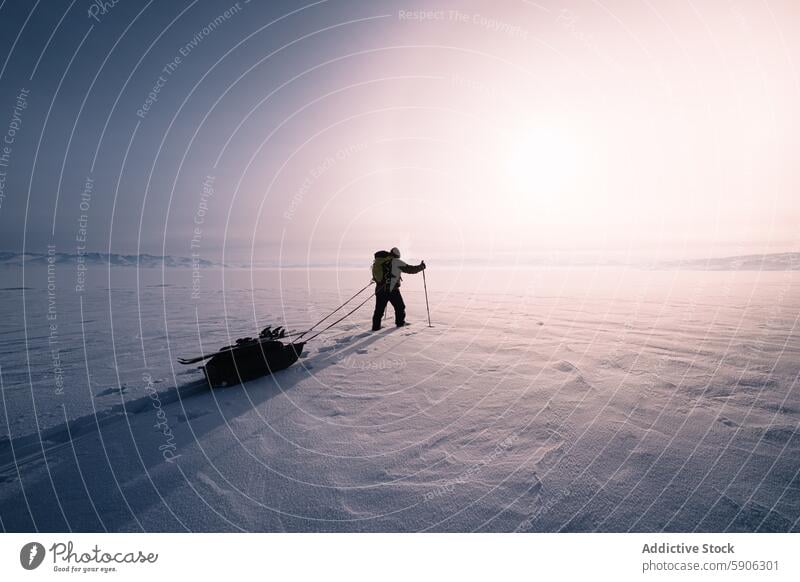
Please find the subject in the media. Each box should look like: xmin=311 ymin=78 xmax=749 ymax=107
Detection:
xmin=372 ymin=247 xmax=425 ymax=331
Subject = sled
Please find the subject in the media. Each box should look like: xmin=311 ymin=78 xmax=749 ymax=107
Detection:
xmin=178 ymin=327 xmax=305 ymax=387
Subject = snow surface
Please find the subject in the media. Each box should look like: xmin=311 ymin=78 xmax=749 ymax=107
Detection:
xmin=0 ymin=265 xmax=798 ymax=531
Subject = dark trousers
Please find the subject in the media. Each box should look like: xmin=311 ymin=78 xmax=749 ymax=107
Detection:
xmin=373 ymin=286 xmax=405 ymax=330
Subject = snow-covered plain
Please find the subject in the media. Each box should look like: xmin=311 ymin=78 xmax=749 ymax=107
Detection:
xmin=0 ymin=264 xmax=798 ymax=532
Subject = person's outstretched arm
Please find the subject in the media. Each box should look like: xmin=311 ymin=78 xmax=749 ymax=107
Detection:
xmin=399 ymin=260 xmax=425 ymax=274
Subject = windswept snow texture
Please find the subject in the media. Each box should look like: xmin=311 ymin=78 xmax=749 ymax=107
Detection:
xmin=0 ymin=266 xmax=798 ymax=532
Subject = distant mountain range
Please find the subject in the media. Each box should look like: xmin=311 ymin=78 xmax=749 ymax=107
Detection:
xmin=1 ymin=251 xmax=797 ymax=270
xmin=0 ymin=251 xmax=222 ymax=268
xmin=649 ymin=252 xmax=800 ymax=271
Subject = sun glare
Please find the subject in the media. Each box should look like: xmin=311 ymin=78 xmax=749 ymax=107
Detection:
xmin=498 ymin=124 xmax=585 ymax=218
xmin=502 ymin=126 xmax=580 ymax=193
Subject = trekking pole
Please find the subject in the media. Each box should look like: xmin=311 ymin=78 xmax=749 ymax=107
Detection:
xmin=422 ymin=265 xmax=432 ymax=327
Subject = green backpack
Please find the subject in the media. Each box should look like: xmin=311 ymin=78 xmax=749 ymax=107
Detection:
xmin=372 ymin=250 xmax=393 ymax=287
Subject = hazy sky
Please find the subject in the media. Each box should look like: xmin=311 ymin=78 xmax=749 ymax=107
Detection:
xmin=0 ymin=0 xmax=797 ymax=265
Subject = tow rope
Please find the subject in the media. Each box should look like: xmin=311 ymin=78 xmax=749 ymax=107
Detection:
xmin=292 ymin=280 xmax=373 ymax=341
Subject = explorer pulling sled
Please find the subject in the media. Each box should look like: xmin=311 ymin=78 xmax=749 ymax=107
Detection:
xmin=178 ymin=250 xmax=430 ymax=387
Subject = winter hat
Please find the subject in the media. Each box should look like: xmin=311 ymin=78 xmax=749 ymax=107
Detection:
xmin=390 ymin=247 xmax=401 ymax=257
